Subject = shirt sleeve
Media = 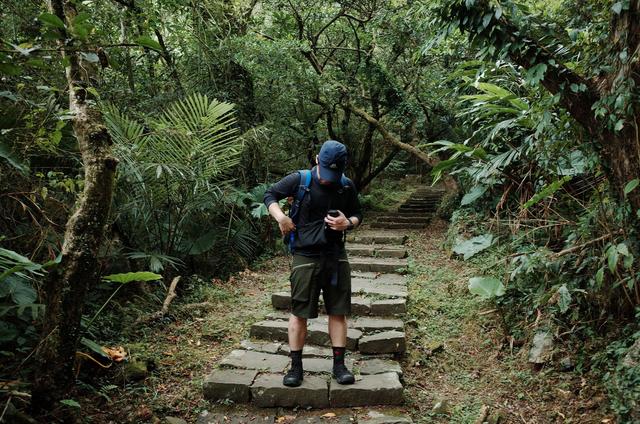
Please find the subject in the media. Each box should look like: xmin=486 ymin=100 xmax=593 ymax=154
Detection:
xmin=263 ymin=172 xmax=300 ymax=208
xmin=346 ymin=181 xmax=363 ymax=224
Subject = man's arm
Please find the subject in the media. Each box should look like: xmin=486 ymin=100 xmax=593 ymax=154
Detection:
xmin=264 ymin=172 xmax=300 ymax=236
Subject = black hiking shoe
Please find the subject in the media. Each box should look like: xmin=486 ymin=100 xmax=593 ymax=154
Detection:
xmin=332 ymin=364 xmax=355 ymax=384
xmin=283 ymin=367 xmax=303 ymax=387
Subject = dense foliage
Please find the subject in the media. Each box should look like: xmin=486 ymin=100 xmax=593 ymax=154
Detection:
xmin=0 ymin=0 xmax=639 ymax=421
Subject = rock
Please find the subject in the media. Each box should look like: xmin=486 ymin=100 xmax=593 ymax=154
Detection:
xmin=351 ymin=279 xmax=408 ymax=298
xmin=301 ymin=357 xmax=353 ymax=373
xmin=359 ymin=331 xmax=406 ymax=354
xmin=351 ymin=296 xmax=372 ymax=315
xmin=424 ymin=341 xmax=444 ymax=355
xmin=357 ymin=358 xmax=402 ymax=376
xmin=306 ymin=322 xmax=362 ymax=350
xmin=271 ymin=291 xmax=291 ymax=309
xmin=250 ymin=320 xmax=289 ymax=341
xmin=123 ymin=359 xmax=149 ymax=381
xmin=559 ymin=356 xmax=575 ymax=372
xmin=251 ymin=373 xmax=329 ymax=408
xmin=349 ymin=257 xmax=408 ymax=273
xmin=220 ymin=350 xmax=289 ymax=373
xmin=202 ymin=368 xmax=258 ymax=403
xmin=528 ymin=331 xmax=554 ymax=364
xmin=197 ymin=411 xmax=274 ymax=424
xmin=329 ymin=372 xmax=403 ymax=407
xmin=240 ymin=339 xmax=282 ymax=354
xmin=292 ymin=415 xmax=354 ymax=423
xmin=352 ymin=317 xmax=404 ymax=333
xmin=347 ymin=231 xmax=407 ymax=245
xmin=361 ymin=410 xmax=413 ymax=423
xmin=278 ymin=344 xmax=334 ymax=358
xmin=370 ymin=299 xmax=406 ymax=316
xmin=432 ymin=398 xmax=450 ymax=415
xmin=164 ymin=417 xmax=187 ymax=424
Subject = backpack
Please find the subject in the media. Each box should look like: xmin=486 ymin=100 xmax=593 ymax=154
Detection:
xmin=287 ymin=169 xmax=350 ymax=253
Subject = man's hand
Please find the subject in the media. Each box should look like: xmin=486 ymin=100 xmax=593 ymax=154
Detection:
xmin=324 ymin=210 xmax=350 ymax=231
xmin=277 ymin=215 xmax=296 ymax=236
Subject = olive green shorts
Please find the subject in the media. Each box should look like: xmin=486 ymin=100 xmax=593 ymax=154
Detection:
xmin=289 ymin=253 xmax=351 ymax=319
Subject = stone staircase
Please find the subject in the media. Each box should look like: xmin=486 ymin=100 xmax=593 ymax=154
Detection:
xmin=371 ymin=187 xmax=445 ymax=229
xmin=201 ymin=218 xmax=417 ymax=422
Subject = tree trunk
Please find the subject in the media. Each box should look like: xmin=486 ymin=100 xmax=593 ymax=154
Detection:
xmin=154 ymin=28 xmax=184 ymax=96
xmin=32 ymin=0 xmax=118 ymax=415
xmin=602 ymin=123 xmax=640 ymax=214
xmin=120 ymin=15 xmax=135 ymax=94
xmin=358 ymin=147 xmax=400 ymax=190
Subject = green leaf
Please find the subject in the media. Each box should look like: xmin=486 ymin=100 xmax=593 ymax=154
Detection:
xmin=468 ymin=276 xmax=505 ymax=300
xmin=80 ymin=337 xmax=110 ymax=359
xmin=10 ymin=280 xmax=37 ymax=305
xmin=135 ymin=36 xmax=162 ymax=52
xmin=461 ymin=185 xmax=487 ymax=206
xmin=523 ymin=176 xmax=572 ymax=209
xmin=453 ymin=234 xmax=493 ymax=260
xmin=614 ymin=119 xmax=625 ymax=132
xmin=525 ymin=63 xmax=547 ymax=85
xmin=60 ymin=399 xmax=81 ymax=408
xmin=38 ymin=13 xmax=65 ymax=29
xmin=624 ymin=179 xmax=639 ymax=196
xmin=102 ymin=271 xmax=162 ymax=284
xmin=595 ymin=267 xmax=605 ymax=286
xmin=557 ymin=284 xmax=571 ymax=313
xmin=612 ymin=2 xmax=623 ymax=14
xmin=0 ymin=141 xmax=29 ymax=174
xmin=607 ymin=245 xmax=619 ymax=273
xmin=0 ymin=62 xmax=22 ymax=76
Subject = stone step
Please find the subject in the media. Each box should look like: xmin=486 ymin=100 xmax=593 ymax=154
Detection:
xmin=352 ymin=278 xmax=408 ymax=298
xmin=196 ymin=410 xmax=413 ymax=423
xmin=375 ymin=216 xmax=431 ymax=224
xmin=346 ymin=243 xmax=407 ymax=258
xmin=253 ymin=314 xmax=404 ymax=335
xmin=250 ymin=320 xmax=406 ymax=354
xmin=349 ymin=257 xmax=408 ymax=273
xmin=351 ymin=272 xmax=407 ymax=284
xmin=250 ymin=320 xmax=362 ymax=350
xmin=370 ymin=222 xmax=428 ymax=229
xmin=398 ymin=204 xmax=438 ymax=210
xmin=203 ymin=369 xmax=404 ymax=408
xmin=347 ymin=231 xmax=407 ymax=245
xmin=271 ymin=292 xmax=406 ymax=315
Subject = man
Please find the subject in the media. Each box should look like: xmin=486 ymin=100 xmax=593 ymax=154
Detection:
xmin=263 ymin=140 xmax=362 ymax=387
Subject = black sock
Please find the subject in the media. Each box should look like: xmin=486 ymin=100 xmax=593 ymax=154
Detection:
xmin=332 ymin=346 xmax=346 ymax=368
xmin=290 ymin=349 xmax=303 ymax=370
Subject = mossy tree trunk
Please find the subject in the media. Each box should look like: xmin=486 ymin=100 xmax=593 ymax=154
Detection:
xmin=31 ymin=0 xmax=118 ymax=415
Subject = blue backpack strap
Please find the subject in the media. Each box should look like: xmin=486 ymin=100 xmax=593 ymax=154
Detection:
xmin=288 ymin=170 xmax=312 ymax=252
xmin=340 ymin=174 xmax=349 ymax=188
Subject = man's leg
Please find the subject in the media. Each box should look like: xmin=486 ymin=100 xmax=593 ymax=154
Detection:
xmin=288 ymin=314 xmax=308 ymax=350
xmin=328 ymin=314 xmax=355 ymax=384
xmin=328 ymin=314 xmax=347 ymax=346
xmin=283 ymin=314 xmax=307 ymax=387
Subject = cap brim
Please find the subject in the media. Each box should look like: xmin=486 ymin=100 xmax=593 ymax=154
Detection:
xmin=318 ymin=164 xmax=341 ymax=183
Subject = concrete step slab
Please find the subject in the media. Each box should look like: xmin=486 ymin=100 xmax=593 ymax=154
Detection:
xmin=375 ymin=216 xmax=431 ymax=224
xmin=361 ymin=410 xmax=413 ymax=423
xmin=371 ymin=298 xmax=407 ymax=315
xmin=240 ymin=340 xmax=282 ymax=354
xmin=329 ymin=372 xmax=403 ymax=407
xmin=351 ymin=317 xmax=404 ymax=332
xmin=250 ymin=320 xmax=361 ymax=350
xmin=351 ymin=272 xmax=407 ymax=285
xmin=346 ymin=244 xmax=407 ymax=258
xmin=349 ymin=257 xmax=408 ymax=273
xmin=359 ymin=331 xmax=406 ymax=354
xmin=352 ymin=279 xmax=408 ymax=298
xmin=370 ymin=222 xmax=427 ymax=229
xmin=347 ymin=232 xmax=407 ymax=245
xmin=220 ymin=349 xmax=289 ymax=373
xmin=278 ymin=344 xmax=334 ymax=358
xmin=203 ymin=368 xmax=258 ymax=403
xmin=357 ymin=358 xmax=403 ymax=376
xmin=302 ymin=357 xmax=354 ymax=373
xmin=251 ymin=373 xmax=329 ymax=408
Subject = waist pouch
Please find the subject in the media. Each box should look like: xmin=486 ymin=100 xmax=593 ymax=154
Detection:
xmin=284 ymin=220 xmax=344 ymax=251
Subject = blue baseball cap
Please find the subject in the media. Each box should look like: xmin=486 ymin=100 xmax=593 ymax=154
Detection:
xmin=318 ymin=140 xmax=348 ymax=183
